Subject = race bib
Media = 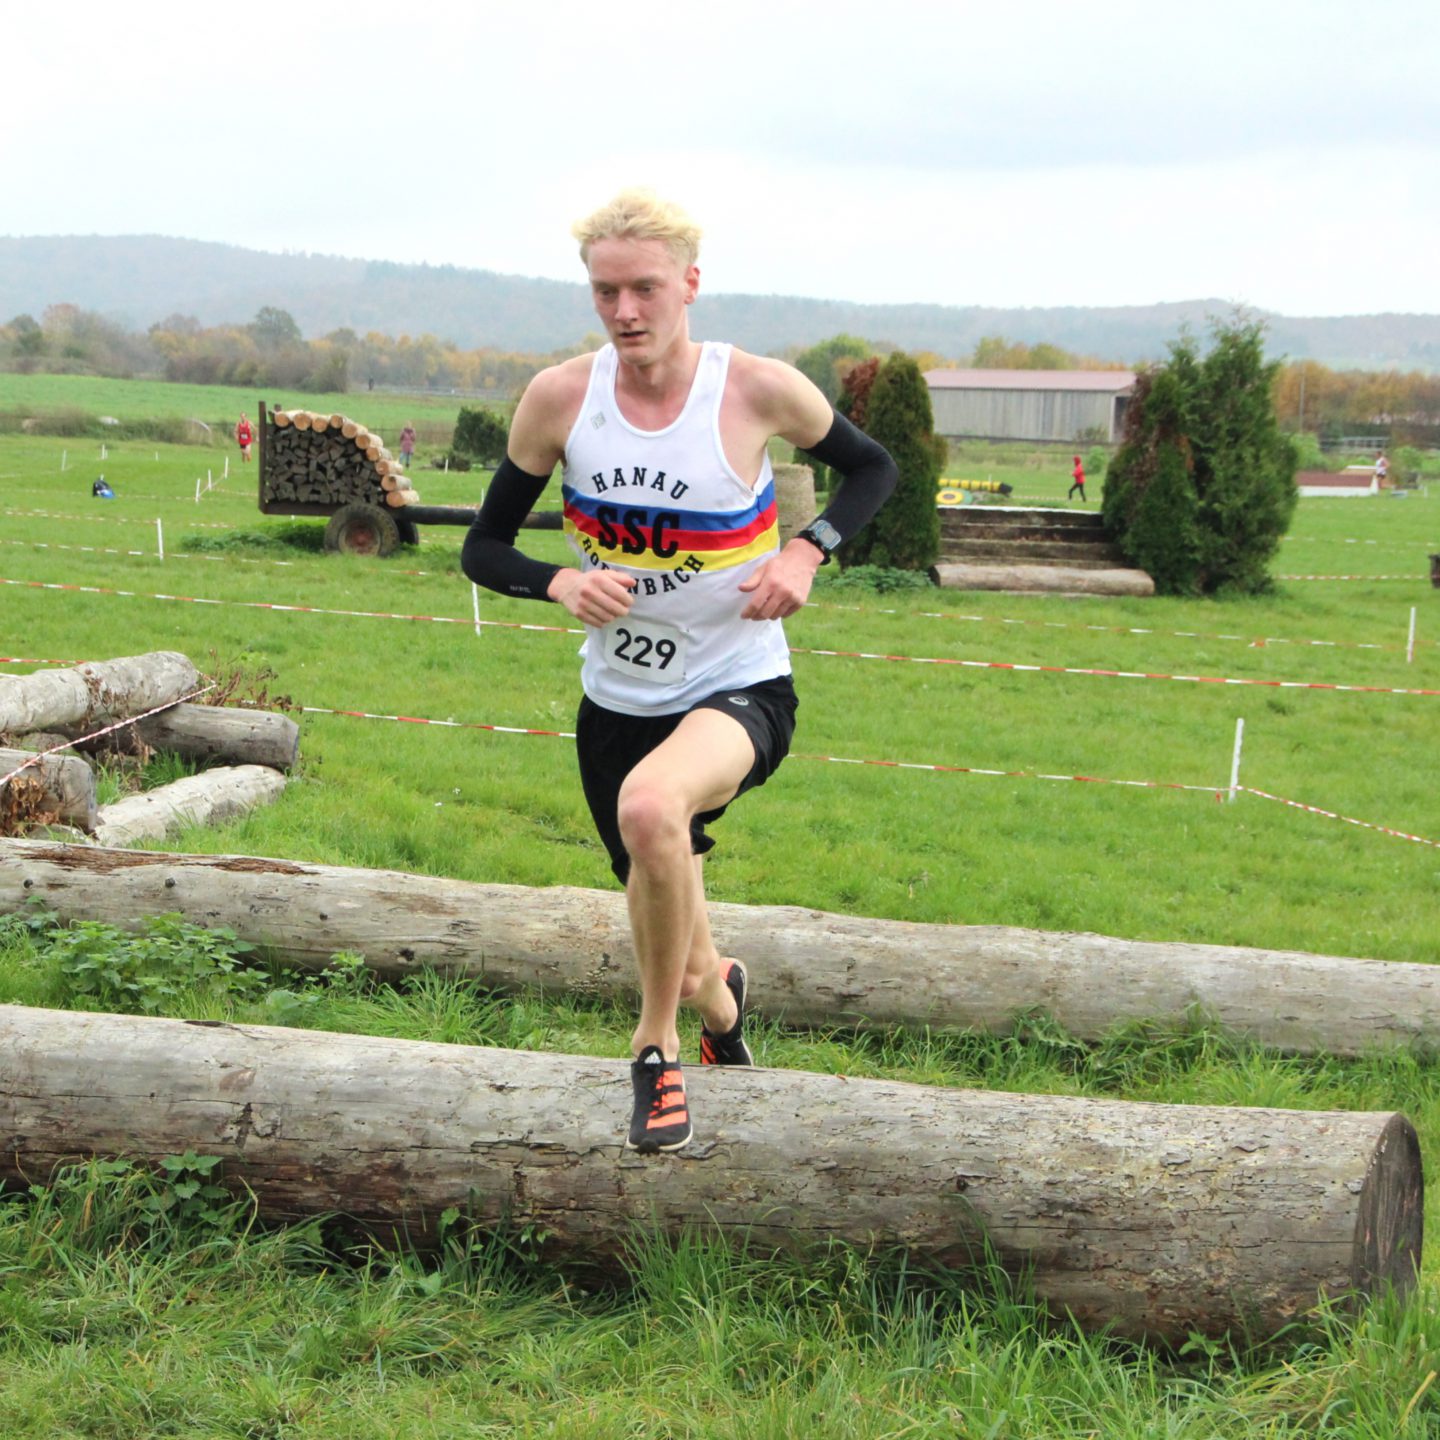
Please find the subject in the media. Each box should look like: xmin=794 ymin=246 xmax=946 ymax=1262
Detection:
xmin=602 ymin=617 xmax=687 ymax=685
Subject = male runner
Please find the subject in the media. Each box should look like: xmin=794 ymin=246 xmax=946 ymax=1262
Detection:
xmin=462 ymin=190 xmax=896 ymax=1153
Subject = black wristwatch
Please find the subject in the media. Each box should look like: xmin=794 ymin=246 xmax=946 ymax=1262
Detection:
xmin=795 ymin=518 xmax=842 ymax=564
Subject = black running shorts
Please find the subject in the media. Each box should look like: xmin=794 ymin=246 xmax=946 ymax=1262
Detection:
xmin=575 ymin=674 xmax=799 ymax=883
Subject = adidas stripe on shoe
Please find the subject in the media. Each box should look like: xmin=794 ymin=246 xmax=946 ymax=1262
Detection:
xmin=627 ymin=1045 xmax=692 ymax=1153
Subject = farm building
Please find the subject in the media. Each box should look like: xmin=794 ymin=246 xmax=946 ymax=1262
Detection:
xmin=924 ymin=369 xmax=1137 ymax=443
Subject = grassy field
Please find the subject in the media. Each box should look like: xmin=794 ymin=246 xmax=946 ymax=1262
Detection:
xmin=3 ymin=396 xmax=1440 ymax=1437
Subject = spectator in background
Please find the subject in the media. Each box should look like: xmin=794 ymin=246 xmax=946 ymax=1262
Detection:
xmin=1374 ymin=450 xmax=1390 ymax=487
xmin=399 ymin=423 xmax=417 ymax=468
xmin=235 ymin=413 xmax=254 ymax=462
xmin=1068 ymin=453 xmax=1087 ymax=501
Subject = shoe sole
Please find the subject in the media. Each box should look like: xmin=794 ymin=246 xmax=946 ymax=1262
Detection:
xmin=626 ymin=1125 xmax=693 ymax=1154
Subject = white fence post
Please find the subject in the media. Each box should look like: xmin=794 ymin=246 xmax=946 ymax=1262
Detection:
xmin=1228 ymin=718 xmax=1245 ymax=803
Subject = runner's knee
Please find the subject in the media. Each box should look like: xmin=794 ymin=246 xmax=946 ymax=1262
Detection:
xmin=616 ymin=780 xmax=689 ymax=864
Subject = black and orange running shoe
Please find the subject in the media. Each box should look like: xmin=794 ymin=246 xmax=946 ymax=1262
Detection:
xmin=627 ymin=1046 xmax=692 ymax=1153
xmin=699 ymin=960 xmax=753 ymax=1067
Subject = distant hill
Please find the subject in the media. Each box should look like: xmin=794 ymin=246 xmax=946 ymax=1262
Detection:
xmin=3 ymin=235 xmax=1438 ymax=370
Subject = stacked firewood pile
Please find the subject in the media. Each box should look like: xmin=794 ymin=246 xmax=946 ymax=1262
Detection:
xmin=0 ymin=653 xmax=296 ymax=845
xmin=264 ymin=410 xmax=418 ymax=510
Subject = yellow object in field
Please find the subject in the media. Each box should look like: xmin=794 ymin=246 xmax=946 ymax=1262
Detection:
xmin=937 ymin=479 xmax=1007 ymax=506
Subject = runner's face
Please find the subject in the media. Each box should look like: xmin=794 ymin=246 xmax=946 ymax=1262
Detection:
xmin=586 ymin=236 xmax=698 ymax=367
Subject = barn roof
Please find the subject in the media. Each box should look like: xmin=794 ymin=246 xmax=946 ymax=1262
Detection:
xmin=924 ymin=369 xmax=1137 ymax=393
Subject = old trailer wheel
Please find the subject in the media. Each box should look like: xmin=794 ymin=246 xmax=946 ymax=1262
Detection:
xmin=324 ymin=503 xmax=400 ymax=557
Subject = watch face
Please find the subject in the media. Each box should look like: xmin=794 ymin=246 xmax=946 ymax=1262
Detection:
xmin=813 ymin=519 xmax=842 ymax=551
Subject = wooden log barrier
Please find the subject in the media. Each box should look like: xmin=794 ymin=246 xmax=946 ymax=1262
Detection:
xmin=930 ymin=563 xmax=1156 ymax=596
xmin=91 ymin=768 xmax=287 ymax=847
xmin=0 ymin=1005 xmax=1418 ymax=1342
xmin=0 ymin=749 xmax=98 ymax=831
xmin=2 ymin=842 xmax=1438 ymax=1057
xmin=0 ymin=653 xmax=199 ymax=735
xmin=127 ymin=705 xmax=298 ymax=772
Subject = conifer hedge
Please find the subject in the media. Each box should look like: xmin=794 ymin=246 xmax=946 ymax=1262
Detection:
xmin=838 ymin=353 xmax=944 ymax=571
xmin=1102 ymin=322 xmax=1298 ymax=595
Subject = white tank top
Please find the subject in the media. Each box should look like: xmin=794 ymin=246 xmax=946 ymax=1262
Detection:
xmin=562 ymin=342 xmax=792 ymax=716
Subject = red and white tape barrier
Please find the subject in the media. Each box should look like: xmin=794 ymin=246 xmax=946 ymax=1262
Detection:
xmin=2 ymin=507 xmax=233 ymax=530
xmin=810 ymin=599 xmax=1434 ymax=654
xmin=300 ymin=703 xmax=1438 ymax=847
xmin=0 ymin=684 xmax=216 ymax=789
xmin=787 ymin=643 xmax=1440 ymax=697
xmin=0 ymin=576 xmax=581 ymax=637
xmin=6 ymin=574 xmax=1436 ymax=697
xmin=1238 ymin=787 xmax=1440 ymax=849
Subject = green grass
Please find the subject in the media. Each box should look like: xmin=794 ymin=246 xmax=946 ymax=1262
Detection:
xmin=3 ymin=409 xmax=1440 ymax=1436
xmin=0 ymin=372 xmax=493 ymax=450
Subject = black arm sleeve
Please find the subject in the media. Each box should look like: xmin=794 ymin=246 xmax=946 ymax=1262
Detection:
xmin=460 ymin=455 xmax=563 ymax=601
xmin=798 ymin=410 xmax=899 ymax=543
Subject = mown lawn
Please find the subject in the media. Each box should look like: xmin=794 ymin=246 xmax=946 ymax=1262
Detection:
xmin=2 ymin=410 xmax=1440 ymax=1438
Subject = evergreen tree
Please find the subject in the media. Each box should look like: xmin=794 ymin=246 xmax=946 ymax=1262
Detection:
xmin=452 ymin=407 xmax=510 ymax=467
xmin=1103 ymin=321 xmax=1297 ymax=595
xmin=838 ymin=353 xmax=943 ymax=571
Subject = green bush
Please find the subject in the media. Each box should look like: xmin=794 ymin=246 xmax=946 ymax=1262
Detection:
xmin=1289 ymin=431 xmax=1325 ymax=470
xmin=452 ymin=406 xmax=509 ymax=466
xmin=1102 ymin=322 xmax=1297 ymax=595
xmin=838 ymin=354 xmax=943 ymax=572
xmin=1084 ymin=445 xmax=1109 ymax=479
xmin=793 ymin=333 xmax=874 ymax=405
xmin=1393 ymin=445 xmax=1424 ymax=484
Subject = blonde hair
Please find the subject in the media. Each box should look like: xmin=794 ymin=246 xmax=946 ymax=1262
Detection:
xmin=571 ymin=189 xmax=702 ymax=268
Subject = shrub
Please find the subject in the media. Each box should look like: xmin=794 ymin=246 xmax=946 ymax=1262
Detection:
xmin=1084 ymin=445 xmax=1109 ymax=479
xmin=453 ymin=406 xmax=509 ymax=467
xmin=793 ymin=333 xmax=874 ymax=405
xmin=838 ymin=353 xmax=943 ymax=572
xmin=1393 ymin=445 xmax=1424 ymax=484
xmin=1289 ymin=431 xmax=1325 ymax=471
xmin=1102 ymin=321 xmax=1297 ymax=595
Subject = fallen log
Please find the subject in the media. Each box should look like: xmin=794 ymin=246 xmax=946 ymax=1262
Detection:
xmin=0 ymin=653 xmax=199 ymax=735
xmin=1 ymin=842 xmax=1437 ymax=1057
xmin=930 ymin=563 xmax=1155 ymax=596
xmin=0 ymin=1005 xmax=1417 ymax=1342
xmin=121 ymin=705 xmax=298 ymax=772
xmin=92 ymin=768 xmax=287 ymax=847
xmin=0 ymin=749 xmax=97 ymax=831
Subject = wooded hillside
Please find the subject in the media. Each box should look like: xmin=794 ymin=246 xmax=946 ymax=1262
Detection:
xmin=4 ymin=235 xmax=1439 ymax=368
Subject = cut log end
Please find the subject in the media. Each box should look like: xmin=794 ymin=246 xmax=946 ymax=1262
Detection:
xmin=1351 ymin=1112 xmax=1424 ymax=1301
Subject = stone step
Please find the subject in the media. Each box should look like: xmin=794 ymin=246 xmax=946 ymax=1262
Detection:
xmin=944 ymin=521 xmax=1110 ymax=545
xmin=938 ymin=542 xmax=1128 ymax=570
xmin=940 ymin=506 xmax=1106 ymax=533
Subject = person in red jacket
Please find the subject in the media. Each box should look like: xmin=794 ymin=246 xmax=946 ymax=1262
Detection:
xmin=235 ymin=414 xmax=254 ymax=462
xmin=1068 ymin=453 xmax=1086 ymax=501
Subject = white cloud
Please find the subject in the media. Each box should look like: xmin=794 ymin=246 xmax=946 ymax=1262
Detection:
xmin=6 ymin=0 xmax=1440 ymax=316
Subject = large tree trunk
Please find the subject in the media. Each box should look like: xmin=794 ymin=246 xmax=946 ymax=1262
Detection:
xmin=0 ymin=750 xmax=98 ymax=831
xmin=930 ymin=563 xmax=1155 ymax=596
xmin=73 ymin=704 xmax=301 ymax=772
xmin=0 ymin=653 xmax=200 ymax=735
xmin=0 ymin=1004 xmax=1418 ymax=1342
xmin=1 ymin=842 xmax=1436 ymax=1058
xmin=92 ymin=769 xmax=287 ymax=847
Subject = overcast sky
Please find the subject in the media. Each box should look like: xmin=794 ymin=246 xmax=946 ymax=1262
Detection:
xmin=7 ymin=0 xmax=1439 ymax=317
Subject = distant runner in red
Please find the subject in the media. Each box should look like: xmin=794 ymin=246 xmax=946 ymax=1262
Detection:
xmin=235 ymin=414 xmax=254 ymax=462
xmin=1068 ymin=454 xmax=1086 ymax=501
